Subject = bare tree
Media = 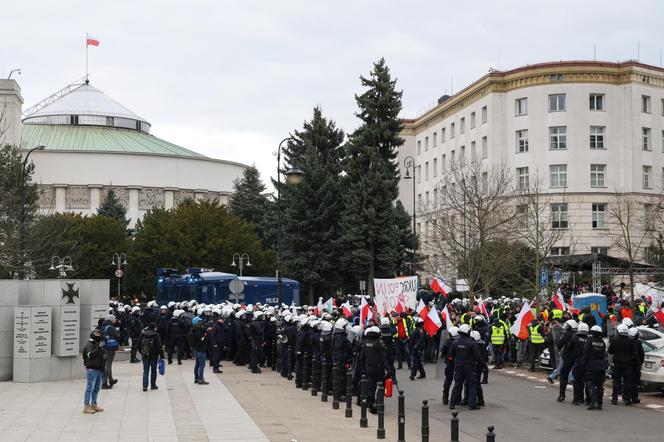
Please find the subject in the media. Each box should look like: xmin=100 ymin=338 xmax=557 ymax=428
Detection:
xmin=424 ymin=160 xmax=516 ymax=299
xmin=508 ymin=173 xmax=573 ymax=298
xmin=608 ymin=191 xmax=663 ymax=303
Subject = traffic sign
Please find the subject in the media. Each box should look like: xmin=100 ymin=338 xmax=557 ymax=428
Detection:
xmin=229 ymin=279 xmax=245 ymax=294
xmin=115 ymin=269 xmax=124 ymax=278
xmin=540 ymin=267 xmax=548 ymax=286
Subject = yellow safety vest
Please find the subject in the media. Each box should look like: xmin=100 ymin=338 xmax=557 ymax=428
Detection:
xmin=529 ymin=325 xmax=544 ymax=344
xmin=552 ymin=309 xmax=563 ymax=319
xmin=491 ymin=325 xmax=505 ymax=345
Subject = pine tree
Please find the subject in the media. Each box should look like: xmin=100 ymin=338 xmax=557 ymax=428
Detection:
xmin=281 ymin=107 xmax=345 ymax=303
xmin=97 ymin=189 xmax=129 ymax=228
xmin=339 ymin=58 xmax=407 ymax=295
xmin=229 ymin=166 xmax=274 ymax=248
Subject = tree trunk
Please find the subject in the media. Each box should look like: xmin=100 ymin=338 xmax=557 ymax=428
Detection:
xmin=367 ymin=246 xmax=375 ymax=297
xmin=308 ymin=284 xmax=315 ymax=306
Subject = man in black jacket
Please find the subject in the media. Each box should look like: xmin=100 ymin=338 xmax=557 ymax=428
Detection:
xmin=101 ymin=314 xmax=121 ymax=390
xmin=82 ymin=330 xmax=105 ymax=414
xmin=629 ymin=327 xmax=645 ymax=403
xmin=166 ymin=310 xmax=187 ymax=365
xmin=356 ymin=326 xmax=391 ymax=414
xmin=190 ymin=313 xmax=210 ymax=385
xmin=608 ymin=323 xmax=636 ymax=405
xmin=139 ymin=324 xmax=165 ymax=391
xmin=556 ymin=319 xmax=577 ymax=402
xmin=582 ymin=325 xmax=609 ymax=410
xmin=409 ymin=317 xmax=427 ymax=380
xmin=449 ymin=324 xmax=484 ymax=411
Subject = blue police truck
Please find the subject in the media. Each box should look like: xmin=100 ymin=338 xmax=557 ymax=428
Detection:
xmin=156 ymin=268 xmax=299 ymax=306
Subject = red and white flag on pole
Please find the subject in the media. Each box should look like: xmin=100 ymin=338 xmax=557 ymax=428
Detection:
xmin=341 ymin=301 xmax=352 ymax=318
xmin=442 ymin=304 xmax=453 ymax=330
xmin=654 ymin=308 xmax=664 ymax=327
xmin=314 ymin=297 xmax=323 ymax=316
xmin=416 ymin=298 xmax=429 ymax=320
xmin=477 ymin=296 xmax=489 ymax=318
xmin=360 ymin=296 xmax=370 ymax=328
xmin=552 ymin=291 xmax=565 ymax=311
xmin=86 ymin=34 xmax=100 ymax=46
xmin=423 ymin=304 xmax=443 ymax=337
xmin=510 ymin=301 xmax=535 ymax=340
xmin=431 ymin=270 xmax=453 ymax=300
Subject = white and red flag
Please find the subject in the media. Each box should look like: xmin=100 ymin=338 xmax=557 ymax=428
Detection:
xmin=423 ymin=304 xmax=443 ymax=337
xmin=510 ymin=301 xmax=535 ymax=340
xmin=341 ymin=301 xmax=352 ymax=318
xmin=431 ymin=270 xmax=453 ymax=300
xmin=86 ymin=34 xmax=100 ymax=46
xmin=416 ymin=298 xmax=429 ymax=319
xmin=360 ymin=296 xmax=371 ymax=328
xmin=442 ymin=304 xmax=453 ymax=330
xmin=477 ymin=296 xmax=489 ymax=318
xmin=654 ymin=309 xmax=664 ymax=327
xmin=552 ymin=291 xmax=566 ymax=311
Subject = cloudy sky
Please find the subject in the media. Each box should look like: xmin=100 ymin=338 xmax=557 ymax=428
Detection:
xmin=2 ymin=0 xmax=663 ymax=186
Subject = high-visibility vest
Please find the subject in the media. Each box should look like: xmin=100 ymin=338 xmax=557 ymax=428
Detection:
xmin=638 ymin=305 xmax=646 ymax=314
xmin=499 ymin=319 xmax=511 ymax=336
xmin=460 ymin=313 xmax=468 ymax=324
xmin=552 ymin=309 xmax=563 ymax=319
xmin=529 ymin=325 xmax=544 ymax=344
xmin=491 ymin=325 xmax=505 ymax=345
xmin=393 ymin=318 xmax=412 ymax=339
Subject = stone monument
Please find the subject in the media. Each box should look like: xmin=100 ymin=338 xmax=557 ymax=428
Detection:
xmin=13 ymin=306 xmax=52 ymax=382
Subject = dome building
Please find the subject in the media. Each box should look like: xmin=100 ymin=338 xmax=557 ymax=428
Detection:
xmin=16 ymin=79 xmax=246 ymax=226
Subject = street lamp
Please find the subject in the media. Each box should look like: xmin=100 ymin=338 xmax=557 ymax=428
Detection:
xmin=230 ymin=253 xmax=252 ymax=277
xmin=49 ymin=255 xmax=74 ymax=278
xmin=18 ymin=144 xmax=45 ymax=279
xmin=276 ymin=137 xmax=304 ymax=307
xmin=403 ymin=155 xmax=417 ymax=275
xmin=111 ymin=253 xmax=127 ymax=299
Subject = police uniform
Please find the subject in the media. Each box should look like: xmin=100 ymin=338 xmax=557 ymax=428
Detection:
xmin=608 ymin=331 xmax=636 ymax=405
xmin=449 ymin=331 xmax=484 ymax=410
xmin=581 ymin=328 xmax=608 ymax=410
xmin=356 ymin=327 xmax=390 ymax=412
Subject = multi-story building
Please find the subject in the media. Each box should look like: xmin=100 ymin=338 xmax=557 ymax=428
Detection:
xmin=398 ymin=60 xmax=664 ymax=275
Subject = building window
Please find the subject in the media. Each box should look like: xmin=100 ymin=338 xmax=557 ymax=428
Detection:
xmin=441 ymin=127 xmax=446 ymax=142
xmin=592 ymin=203 xmax=607 ymax=229
xmin=481 ymin=106 xmax=488 ymax=123
xmin=442 ymin=154 xmax=446 ymax=171
xmin=481 ymin=136 xmax=488 ymax=159
xmin=549 ymin=94 xmax=566 ymax=112
xmin=425 ymin=136 xmax=429 ymax=151
xmin=482 ymin=172 xmax=488 ymax=188
xmin=550 ymin=164 xmax=567 ymax=188
xmin=451 ymin=123 xmax=455 ymax=138
xmin=451 ymin=150 xmax=456 ymax=166
xmin=516 ymin=204 xmax=528 ymax=226
xmin=417 ymin=194 xmax=422 ymax=210
xmin=460 ymin=118 xmax=465 ymax=134
xmin=642 ymin=95 xmax=652 ymax=113
xmin=471 ymin=141 xmax=476 ymax=162
xmin=589 ymin=93 xmax=604 ymax=111
xmin=460 ymin=146 xmax=465 ymax=162
xmin=425 ymin=191 xmax=430 ymax=208
xmin=516 ymin=129 xmax=529 ymax=153
xmin=662 ymin=130 xmax=664 ymax=153
xmin=551 ymin=203 xmax=569 ymax=229
xmin=515 ymin=97 xmax=528 ymax=116
xmin=433 ymin=158 xmax=438 ymax=177
xmin=661 ymin=98 xmax=664 ymax=116
xmin=433 ymin=188 xmax=438 ymax=208
xmin=549 ymin=126 xmax=567 ymax=150
xmin=417 ymin=140 xmax=421 ymax=155
xmin=643 ymin=165 xmax=652 ymax=189
xmin=590 ymin=164 xmax=606 ymax=188
xmin=591 ymin=246 xmax=609 ymax=255
xmin=550 ymin=246 xmax=570 ymax=256
xmin=517 ymin=167 xmax=529 ymax=191
xmin=590 ymin=126 xmax=605 ymax=149
xmin=643 ymin=127 xmax=651 ymax=150
xmin=425 ymin=162 xmax=429 ymax=180
xmin=644 ymin=203 xmax=655 ymax=230
xmin=433 ymin=132 xmax=437 ymax=147
xmin=417 ymin=165 xmax=421 ymax=183
xmin=470 ymin=112 xmax=476 ymax=129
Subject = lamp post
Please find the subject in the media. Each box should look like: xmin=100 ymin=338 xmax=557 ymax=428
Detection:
xmin=231 ymin=253 xmax=251 ymax=277
xmin=18 ymin=145 xmax=45 ymax=279
xmin=403 ymin=156 xmax=417 ymax=275
xmin=49 ymin=256 xmax=74 ymax=279
xmin=276 ymin=137 xmax=304 ymax=308
xmin=111 ymin=253 xmax=127 ymax=299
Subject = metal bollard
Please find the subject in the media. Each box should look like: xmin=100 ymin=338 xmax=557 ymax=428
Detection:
xmin=271 ymin=339 xmax=277 ymax=371
xmin=450 ymin=411 xmax=459 ymax=442
xmin=360 ymin=375 xmax=368 ymax=428
xmin=321 ymin=359 xmax=329 ymax=402
xmin=345 ymin=369 xmax=353 ymax=418
xmin=397 ymin=390 xmax=405 ymax=442
xmin=376 ymin=382 xmax=385 ymax=439
xmin=486 ymin=426 xmax=496 ymax=442
xmin=311 ymin=354 xmax=319 ymax=396
xmin=302 ymin=352 xmax=310 ymax=390
xmin=421 ymin=400 xmax=429 ymax=442
xmin=314 ymin=354 xmax=322 ymax=392
xmin=287 ymin=346 xmax=294 ymax=381
xmin=332 ymin=364 xmax=340 ymax=409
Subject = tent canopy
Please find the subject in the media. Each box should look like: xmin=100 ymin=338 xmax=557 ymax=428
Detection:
xmin=544 ymin=253 xmax=655 ymax=272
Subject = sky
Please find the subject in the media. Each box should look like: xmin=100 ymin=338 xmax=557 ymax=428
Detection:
xmin=2 ymin=0 xmax=663 ymax=188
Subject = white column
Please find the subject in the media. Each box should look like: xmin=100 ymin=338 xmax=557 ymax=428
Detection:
xmin=88 ymin=185 xmax=102 ymax=212
xmin=128 ymin=187 xmax=140 ymax=227
xmin=164 ymin=189 xmax=175 ymax=210
xmin=54 ymin=185 xmax=67 ymax=212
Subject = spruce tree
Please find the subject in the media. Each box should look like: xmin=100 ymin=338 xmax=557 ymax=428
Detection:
xmin=281 ymin=107 xmax=345 ymax=303
xmin=229 ymin=166 xmax=274 ymax=248
xmin=339 ymin=58 xmax=407 ymax=295
xmin=97 ymin=189 xmax=129 ymax=228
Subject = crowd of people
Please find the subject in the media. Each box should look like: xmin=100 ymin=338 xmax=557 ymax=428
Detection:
xmin=80 ymin=287 xmax=663 ymax=416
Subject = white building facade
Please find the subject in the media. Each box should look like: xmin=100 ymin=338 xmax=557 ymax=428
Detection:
xmin=398 ymin=61 xmax=664 ymax=272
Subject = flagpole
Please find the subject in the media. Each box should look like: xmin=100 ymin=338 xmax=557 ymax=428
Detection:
xmin=85 ymin=32 xmax=88 ymax=78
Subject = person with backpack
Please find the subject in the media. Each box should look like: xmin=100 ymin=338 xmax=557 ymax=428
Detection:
xmin=138 ymin=324 xmax=164 ymax=391
xmin=101 ymin=314 xmax=121 ymax=390
xmin=82 ymin=329 xmax=105 ymax=414
xmin=190 ymin=308 xmax=211 ymax=385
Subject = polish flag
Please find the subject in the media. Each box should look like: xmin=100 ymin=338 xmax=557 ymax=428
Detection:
xmin=86 ymin=34 xmax=100 ymax=46
xmin=360 ymin=297 xmax=371 ymax=328
xmin=314 ymin=297 xmax=323 ymax=317
xmin=510 ymin=301 xmax=536 ymax=340
xmin=565 ymin=302 xmax=579 ymax=315
xmin=423 ymin=304 xmax=443 ymax=337
xmin=442 ymin=304 xmax=453 ymax=330
xmin=477 ymin=296 xmax=489 ymax=318
xmin=431 ymin=270 xmax=452 ymax=300
xmin=654 ymin=309 xmax=664 ymax=327
xmin=552 ymin=291 xmax=566 ymax=311
xmin=416 ymin=298 xmax=429 ymax=320
xmin=341 ymin=301 xmax=352 ymax=318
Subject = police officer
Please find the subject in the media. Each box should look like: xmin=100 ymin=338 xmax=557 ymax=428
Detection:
xmin=581 ymin=325 xmax=608 ymax=410
xmin=332 ymin=318 xmax=352 ymax=399
xmin=233 ymin=310 xmax=248 ymax=366
xmin=356 ymin=326 xmax=391 ymax=414
xmin=409 ymin=317 xmax=426 ymax=380
xmin=295 ymin=316 xmax=312 ymax=387
xmin=264 ymin=310 xmax=277 ymax=367
xmin=248 ymin=310 xmax=266 ymax=374
xmin=166 ymin=309 xmax=187 ymax=365
xmin=568 ymin=322 xmax=590 ymax=405
xmin=211 ymin=308 xmax=224 ymax=374
xmin=629 ymin=327 xmax=644 ymax=404
xmin=129 ymin=306 xmax=144 ymax=363
xmin=449 ymin=324 xmax=484 ymax=410
xmin=471 ymin=330 xmax=487 ymax=406
xmin=379 ymin=317 xmax=396 ymax=370
xmin=157 ymin=306 xmax=170 ymax=344
xmin=528 ymin=317 xmax=545 ymax=372
xmin=556 ymin=319 xmax=578 ymax=402
xmin=608 ymin=323 xmax=636 ymax=405
xmin=441 ymin=326 xmax=459 ymax=405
